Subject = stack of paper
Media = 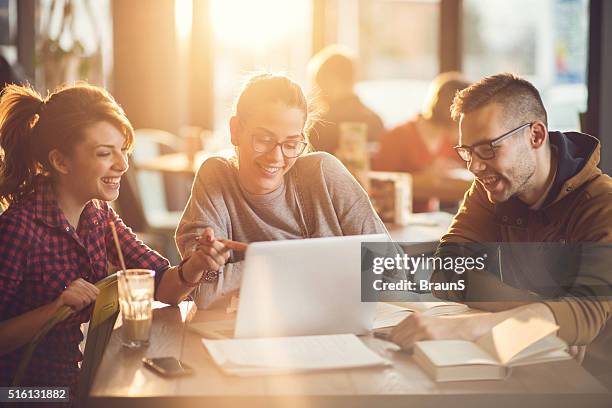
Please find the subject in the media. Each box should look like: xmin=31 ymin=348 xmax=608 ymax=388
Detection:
xmin=202 ymin=334 xmax=389 ymax=376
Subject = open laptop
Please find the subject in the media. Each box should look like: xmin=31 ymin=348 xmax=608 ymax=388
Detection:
xmin=229 ymin=234 xmax=388 ymax=338
xmin=189 ymin=234 xmax=389 ymax=338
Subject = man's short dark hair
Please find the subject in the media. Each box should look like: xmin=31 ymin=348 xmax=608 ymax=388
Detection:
xmin=451 ymin=73 xmax=548 ymax=127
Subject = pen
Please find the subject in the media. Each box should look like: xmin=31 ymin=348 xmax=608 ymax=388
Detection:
xmin=219 ymin=239 xmax=248 ymax=252
xmin=373 ymin=330 xmax=392 ymax=341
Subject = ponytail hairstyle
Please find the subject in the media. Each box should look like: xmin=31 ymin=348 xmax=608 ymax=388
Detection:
xmin=234 ymin=73 xmax=320 ymax=141
xmin=0 ymin=82 xmax=134 ymax=207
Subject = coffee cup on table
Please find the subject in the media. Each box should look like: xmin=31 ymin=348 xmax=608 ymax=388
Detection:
xmin=117 ymin=269 xmax=155 ymax=348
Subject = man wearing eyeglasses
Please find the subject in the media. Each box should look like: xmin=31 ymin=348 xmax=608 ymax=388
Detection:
xmin=389 ymin=73 xmax=612 ymax=387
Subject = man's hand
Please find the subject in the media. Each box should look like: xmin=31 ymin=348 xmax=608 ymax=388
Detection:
xmin=56 ymin=278 xmax=100 ymax=312
xmin=389 ymin=312 xmax=495 ymax=351
xmin=388 ymin=303 xmax=557 ymax=351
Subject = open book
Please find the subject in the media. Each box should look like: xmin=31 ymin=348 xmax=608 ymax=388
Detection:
xmin=374 ymin=300 xmax=469 ymax=329
xmin=413 ymin=310 xmax=571 ymax=382
xmin=392 ymin=293 xmax=469 ymax=316
xmin=202 ymin=334 xmax=389 ymax=376
xmin=389 ymin=301 xmax=468 ymax=316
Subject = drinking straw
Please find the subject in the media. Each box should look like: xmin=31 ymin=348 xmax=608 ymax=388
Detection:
xmin=109 ymin=221 xmax=135 ymax=304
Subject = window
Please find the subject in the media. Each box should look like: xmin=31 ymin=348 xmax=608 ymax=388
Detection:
xmin=462 ymin=0 xmax=589 ymax=131
xmin=325 ymin=0 xmax=440 ymax=129
xmin=37 ymin=0 xmax=113 ymax=90
xmin=209 ymin=0 xmax=312 ymax=150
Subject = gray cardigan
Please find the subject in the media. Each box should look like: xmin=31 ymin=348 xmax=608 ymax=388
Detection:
xmin=175 ymin=152 xmax=387 ymax=308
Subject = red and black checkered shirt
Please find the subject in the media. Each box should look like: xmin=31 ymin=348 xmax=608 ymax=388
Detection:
xmin=0 ymin=178 xmax=170 ymax=390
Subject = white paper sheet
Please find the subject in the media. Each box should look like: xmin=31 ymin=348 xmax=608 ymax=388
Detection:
xmin=202 ymin=334 xmax=389 ymax=376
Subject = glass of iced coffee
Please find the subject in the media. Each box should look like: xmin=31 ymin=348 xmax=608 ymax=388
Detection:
xmin=117 ymin=269 xmax=155 ymax=348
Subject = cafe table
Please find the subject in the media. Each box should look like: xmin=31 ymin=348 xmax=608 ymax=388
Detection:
xmin=96 ymin=160 xmax=604 ymax=406
xmin=89 ymin=300 xmax=610 ymax=408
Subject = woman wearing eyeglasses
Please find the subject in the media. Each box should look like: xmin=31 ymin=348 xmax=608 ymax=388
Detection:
xmin=175 ymin=73 xmax=388 ymax=309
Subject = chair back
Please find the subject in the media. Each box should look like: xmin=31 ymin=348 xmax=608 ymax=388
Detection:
xmin=132 ymin=128 xmax=181 ymax=218
xmin=76 ymin=273 xmax=119 ymax=405
xmin=12 ymin=306 xmax=73 ymax=386
xmin=12 ymin=273 xmax=119 ymax=407
xmin=116 ymin=159 xmax=150 ymax=232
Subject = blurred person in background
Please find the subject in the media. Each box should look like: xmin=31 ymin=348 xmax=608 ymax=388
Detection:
xmin=372 ymin=72 xmax=471 ymax=212
xmin=307 ymin=45 xmax=385 ymax=155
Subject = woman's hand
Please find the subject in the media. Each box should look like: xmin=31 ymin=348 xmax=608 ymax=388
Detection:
xmin=56 ymin=278 xmax=100 ymax=312
xmin=1 ymin=278 xmax=99 ymax=355
xmin=185 ymin=227 xmax=231 ymax=278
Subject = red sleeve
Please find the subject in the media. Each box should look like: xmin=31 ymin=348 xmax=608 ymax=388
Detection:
xmin=372 ymin=125 xmax=409 ymax=172
xmin=0 ymin=214 xmax=30 ymax=319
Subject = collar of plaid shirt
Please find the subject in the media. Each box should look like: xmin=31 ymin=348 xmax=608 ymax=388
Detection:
xmin=32 ymin=177 xmax=105 ymax=232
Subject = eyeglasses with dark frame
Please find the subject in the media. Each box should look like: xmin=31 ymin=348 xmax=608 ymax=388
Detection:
xmin=240 ymin=119 xmax=308 ymax=159
xmin=252 ymin=133 xmax=308 ymax=158
xmin=454 ymin=122 xmax=533 ymax=162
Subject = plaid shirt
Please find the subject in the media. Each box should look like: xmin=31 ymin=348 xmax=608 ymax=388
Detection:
xmin=0 ymin=178 xmax=170 ymax=390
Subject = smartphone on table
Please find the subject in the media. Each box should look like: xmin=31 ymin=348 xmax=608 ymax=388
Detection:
xmin=142 ymin=357 xmax=194 ymax=377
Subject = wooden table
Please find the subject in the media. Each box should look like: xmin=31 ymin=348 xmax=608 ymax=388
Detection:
xmin=89 ymin=302 xmax=610 ymax=408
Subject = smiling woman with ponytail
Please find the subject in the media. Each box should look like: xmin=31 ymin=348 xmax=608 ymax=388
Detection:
xmin=0 ymin=83 xmax=231 ymax=401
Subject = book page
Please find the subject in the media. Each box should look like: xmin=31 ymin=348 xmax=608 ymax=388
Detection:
xmin=202 ymin=334 xmax=387 ymax=372
xmin=388 ymin=301 xmax=468 ymax=316
xmin=509 ymin=335 xmax=570 ymax=366
xmin=373 ymin=302 xmax=412 ymax=329
xmin=476 ymin=308 xmax=559 ymax=365
xmin=416 ymin=340 xmax=500 ymax=367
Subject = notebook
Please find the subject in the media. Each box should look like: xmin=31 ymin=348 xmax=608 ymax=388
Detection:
xmin=413 ymin=310 xmax=571 ymax=382
xmin=202 ymin=334 xmax=389 ymax=376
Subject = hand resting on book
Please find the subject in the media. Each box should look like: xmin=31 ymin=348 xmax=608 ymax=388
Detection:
xmin=389 ymin=303 xmax=556 ymax=351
